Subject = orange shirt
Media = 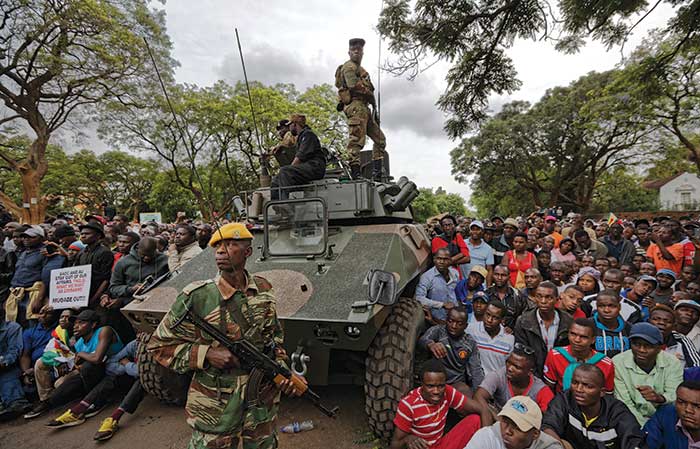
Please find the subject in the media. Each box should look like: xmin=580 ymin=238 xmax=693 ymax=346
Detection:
xmin=548 ymin=231 xmax=563 ymax=248
xmin=646 ymin=242 xmax=684 ymax=276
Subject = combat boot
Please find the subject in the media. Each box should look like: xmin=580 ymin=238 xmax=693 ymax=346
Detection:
xmin=350 ymin=163 xmax=362 ymax=180
xmin=371 ymin=159 xmax=384 ymax=182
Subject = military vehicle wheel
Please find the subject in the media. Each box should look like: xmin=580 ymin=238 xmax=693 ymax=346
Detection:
xmin=137 ymin=333 xmax=191 ymax=406
xmin=364 ymin=297 xmax=423 ymax=441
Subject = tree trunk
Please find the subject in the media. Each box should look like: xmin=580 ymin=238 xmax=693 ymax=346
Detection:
xmin=192 ymin=189 xmax=211 ymax=221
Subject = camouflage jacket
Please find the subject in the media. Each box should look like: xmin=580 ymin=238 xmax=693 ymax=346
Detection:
xmin=147 ymin=271 xmax=283 ymax=434
xmin=340 ymin=60 xmax=374 ymax=100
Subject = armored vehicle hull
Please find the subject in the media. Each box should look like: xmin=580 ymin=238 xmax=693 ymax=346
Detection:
xmin=123 ymin=177 xmax=430 ymax=440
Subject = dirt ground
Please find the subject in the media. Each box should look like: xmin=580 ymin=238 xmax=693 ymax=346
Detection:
xmin=0 ymin=385 xmax=382 ymax=449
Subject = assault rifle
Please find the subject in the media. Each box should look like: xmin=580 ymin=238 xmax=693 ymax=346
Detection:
xmin=171 ymin=301 xmax=339 ymax=418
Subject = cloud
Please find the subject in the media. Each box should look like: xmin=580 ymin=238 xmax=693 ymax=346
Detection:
xmin=379 ymin=74 xmax=447 ymax=138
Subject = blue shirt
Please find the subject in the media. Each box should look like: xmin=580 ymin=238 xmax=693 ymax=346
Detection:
xmin=10 ymin=246 xmax=46 ymax=287
xmin=415 ymin=266 xmax=459 ymax=321
xmin=462 ymin=239 xmax=494 ymax=278
xmin=0 ymin=320 xmax=23 ymax=366
xmin=643 ymin=404 xmax=690 ymax=449
xmin=22 ymin=322 xmax=53 ymax=364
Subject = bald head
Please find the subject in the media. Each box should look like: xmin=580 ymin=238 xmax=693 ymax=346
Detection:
xmin=137 ymin=236 xmax=158 ymax=262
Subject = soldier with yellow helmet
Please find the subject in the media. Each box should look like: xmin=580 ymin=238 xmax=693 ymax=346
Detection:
xmin=147 ymin=223 xmax=302 ymax=449
xmin=335 ymin=37 xmax=387 ymax=181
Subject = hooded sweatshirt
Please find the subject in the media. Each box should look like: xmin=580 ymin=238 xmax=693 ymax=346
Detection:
xmin=108 ymin=244 xmax=169 ymax=302
xmin=592 ymin=312 xmax=631 ymax=358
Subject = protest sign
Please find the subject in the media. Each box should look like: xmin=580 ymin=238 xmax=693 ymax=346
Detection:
xmin=139 ymin=212 xmax=162 ymax=223
xmin=49 ymin=265 xmax=92 ymax=309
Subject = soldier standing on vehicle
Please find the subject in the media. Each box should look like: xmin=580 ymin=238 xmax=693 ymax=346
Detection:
xmin=336 ymin=38 xmax=386 ymax=181
xmin=147 ymin=223 xmax=302 ymax=449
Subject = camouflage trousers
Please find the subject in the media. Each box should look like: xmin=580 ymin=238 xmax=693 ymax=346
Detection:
xmin=187 ymin=400 xmax=279 ymax=449
xmin=344 ymin=99 xmax=386 ymax=165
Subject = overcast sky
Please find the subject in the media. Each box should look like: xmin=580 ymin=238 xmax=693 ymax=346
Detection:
xmin=119 ymin=1 xmax=677 ymax=206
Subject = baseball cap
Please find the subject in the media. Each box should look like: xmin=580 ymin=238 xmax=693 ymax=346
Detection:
xmin=20 ymin=225 xmax=45 ymax=238
xmin=469 ymin=220 xmax=484 ymax=230
xmin=53 ymin=225 xmax=76 ymax=240
xmin=75 ymin=309 xmax=100 ymax=323
xmin=470 ymin=265 xmax=488 ymax=280
xmin=545 ymin=215 xmax=557 ymax=222
xmin=503 ymin=218 xmax=519 ymax=229
xmin=675 ymin=300 xmax=700 ymax=312
xmin=656 ymin=268 xmax=677 ymax=281
xmin=638 ymin=274 xmax=659 ymax=288
xmin=472 ymin=291 xmax=488 ymax=303
xmin=629 ymin=322 xmax=663 ymax=346
xmin=498 ymin=396 xmax=542 ymax=432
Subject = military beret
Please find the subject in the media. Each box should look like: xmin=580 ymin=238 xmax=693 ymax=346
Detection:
xmin=349 ymin=38 xmax=365 ymax=48
xmin=208 ymin=223 xmax=254 ymax=247
xmin=289 ymin=113 xmax=306 ymax=126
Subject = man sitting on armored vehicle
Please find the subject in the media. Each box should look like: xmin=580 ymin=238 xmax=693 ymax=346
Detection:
xmin=270 ymin=114 xmax=326 ymax=201
xmin=390 ymin=359 xmax=491 ymax=449
xmin=418 ymin=305 xmax=485 ymax=398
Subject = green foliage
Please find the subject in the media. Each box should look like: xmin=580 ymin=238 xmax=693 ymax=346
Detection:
xmin=453 ymin=70 xmax=654 ymax=213
xmin=0 ymin=139 xmax=161 ymax=218
xmin=412 ymin=188 xmax=467 ymax=223
xmin=100 ymin=80 xmax=345 ymax=218
xmin=0 ymin=0 xmax=173 ymax=221
xmin=378 ymin=0 xmax=700 ymax=135
xmin=591 ymin=168 xmax=659 ymax=213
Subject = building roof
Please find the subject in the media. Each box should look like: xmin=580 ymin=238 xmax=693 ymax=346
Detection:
xmin=643 ymin=172 xmax=686 ymax=190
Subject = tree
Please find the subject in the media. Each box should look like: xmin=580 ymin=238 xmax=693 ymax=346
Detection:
xmin=101 ymin=81 xmax=345 ymax=219
xmin=0 ymin=0 xmax=173 ymax=222
xmin=453 ymin=71 xmax=654 ymax=212
xmin=378 ymin=0 xmax=700 ymax=136
xmin=616 ymin=32 xmax=700 ymax=172
xmin=411 ymin=188 xmax=467 ymax=223
xmin=591 ymin=168 xmax=659 ymax=213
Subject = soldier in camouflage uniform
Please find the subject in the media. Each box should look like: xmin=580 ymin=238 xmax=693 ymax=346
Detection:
xmin=336 ymin=37 xmax=386 ymax=181
xmin=147 ymin=223 xmax=300 ymax=449
xmin=268 ymin=119 xmax=297 ymax=167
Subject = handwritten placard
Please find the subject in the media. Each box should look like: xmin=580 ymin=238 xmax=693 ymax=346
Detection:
xmin=49 ymin=265 xmax=92 ymax=309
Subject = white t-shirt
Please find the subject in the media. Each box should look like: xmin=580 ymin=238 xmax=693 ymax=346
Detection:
xmin=464 ymin=424 xmax=504 ymax=449
xmin=467 ymin=321 xmax=514 ymax=375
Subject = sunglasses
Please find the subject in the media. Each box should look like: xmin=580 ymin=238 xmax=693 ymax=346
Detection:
xmin=514 ymin=342 xmax=535 ymax=355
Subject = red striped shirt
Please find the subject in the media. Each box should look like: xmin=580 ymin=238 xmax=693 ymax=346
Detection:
xmin=393 ymin=385 xmax=465 ymax=447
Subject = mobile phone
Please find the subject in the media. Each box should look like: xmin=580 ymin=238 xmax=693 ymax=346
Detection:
xmin=45 ymin=244 xmax=57 ymax=254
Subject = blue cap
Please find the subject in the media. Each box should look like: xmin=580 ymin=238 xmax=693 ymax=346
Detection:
xmin=629 ymin=322 xmax=663 ymax=346
xmin=656 ymin=268 xmax=677 ymax=281
xmin=638 ymin=274 xmax=658 ymax=287
xmin=472 ymin=291 xmax=488 ymax=303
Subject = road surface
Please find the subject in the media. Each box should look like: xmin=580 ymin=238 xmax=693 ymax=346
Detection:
xmin=0 ymin=385 xmax=382 ymax=449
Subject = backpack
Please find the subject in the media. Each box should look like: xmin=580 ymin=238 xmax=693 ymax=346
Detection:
xmin=555 ymin=346 xmax=605 ymax=390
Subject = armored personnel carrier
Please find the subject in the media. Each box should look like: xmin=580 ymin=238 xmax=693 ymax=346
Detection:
xmin=122 ymin=156 xmax=430 ymax=440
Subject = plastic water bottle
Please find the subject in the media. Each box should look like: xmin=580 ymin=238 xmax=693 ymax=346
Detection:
xmin=280 ymin=420 xmax=314 ymax=433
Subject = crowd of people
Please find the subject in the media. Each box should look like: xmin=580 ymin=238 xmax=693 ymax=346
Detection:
xmin=4 ymin=206 xmax=700 ymax=449
xmin=394 ymin=211 xmax=700 ymax=449
xmin=0 ymin=212 xmax=213 ymax=441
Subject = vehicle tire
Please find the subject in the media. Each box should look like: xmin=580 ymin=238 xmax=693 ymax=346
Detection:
xmin=137 ymin=333 xmax=191 ymax=406
xmin=364 ymin=297 xmax=424 ymax=441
